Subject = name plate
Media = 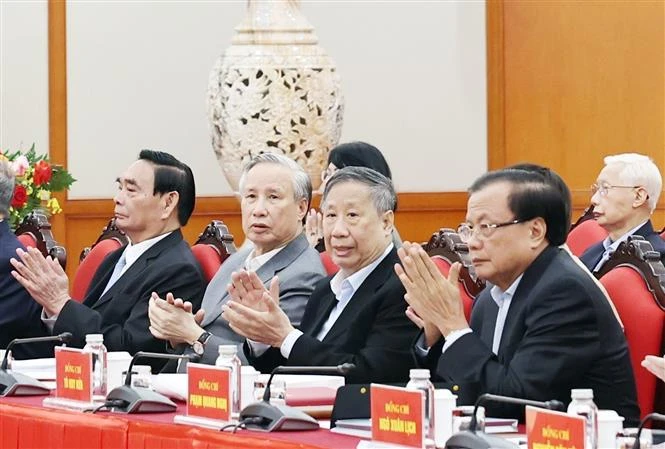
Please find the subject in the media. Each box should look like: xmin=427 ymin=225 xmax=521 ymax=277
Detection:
xmin=187 ymin=362 xmax=231 ymax=421
xmin=526 ymin=405 xmax=586 ymax=449
xmin=54 ymin=347 xmax=92 ymax=403
xmin=370 ymin=384 xmax=425 ymax=449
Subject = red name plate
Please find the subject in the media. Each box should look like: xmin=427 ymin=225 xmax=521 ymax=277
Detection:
xmin=55 ymin=346 xmax=92 ymax=402
xmin=526 ymin=405 xmax=586 ymax=449
xmin=187 ymin=362 xmax=231 ymax=421
xmin=371 ymin=384 xmax=424 ymax=449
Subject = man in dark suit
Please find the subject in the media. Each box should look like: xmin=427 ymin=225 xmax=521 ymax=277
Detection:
xmin=0 ymin=159 xmax=42 ymax=349
xmin=581 ymin=153 xmax=664 ymax=272
xmin=223 ymin=167 xmax=419 ymax=384
xmin=10 ymin=151 xmax=205 ymax=366
xmin=396 ymin=168 xmax=639 ymax=424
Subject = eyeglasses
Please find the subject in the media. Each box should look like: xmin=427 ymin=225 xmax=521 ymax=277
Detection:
xmin=457 ymin=219 xmax=524 ymax=242
xmin=590 ymin=183 xmax=641 ymax=197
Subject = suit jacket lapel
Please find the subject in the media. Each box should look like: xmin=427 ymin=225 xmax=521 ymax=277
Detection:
xmin=200 ymin=233 xmax=310 ymax=326
xmin=91 ymin=230 xmax=184 ymax=309
xmin=320 ymin=249 xmax=399 ymax=343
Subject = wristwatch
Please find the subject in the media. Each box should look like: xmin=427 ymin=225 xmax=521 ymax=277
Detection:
xmin=191 ymin=331 xmax=212 ymax=356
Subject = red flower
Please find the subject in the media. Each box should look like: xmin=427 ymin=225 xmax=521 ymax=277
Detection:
xmin=33 ymin=160 xmax=52 ymax=186
xmin=11 ymin=185 xmax=28 ymax=209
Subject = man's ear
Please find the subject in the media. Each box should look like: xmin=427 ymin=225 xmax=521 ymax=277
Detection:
xmin=529 ymin=217 xmax=547 ymax=248
xmin=161 ymin=191 xmax=180 ymax=220
xmin=382 ymin=210 xmax=395 ymax=236
xmin=633 ymin=187 xmax=650 ymax=209
xmin=296 ymin=197 xmax=308 ymax=222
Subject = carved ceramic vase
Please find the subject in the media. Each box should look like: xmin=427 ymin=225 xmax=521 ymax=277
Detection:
xmin=207 ymin=0 xmax=344 ymax=191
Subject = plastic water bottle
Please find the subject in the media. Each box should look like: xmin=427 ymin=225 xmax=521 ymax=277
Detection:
xmin=216 ymin=345 xmax=242 ymax=416
xmin=567 ymin=388 xmax=598 ymax=449
xmin=406 ymin=369 xmax=435 ymax=448
xmin=83 ymin=334 xmax=108 ymax=402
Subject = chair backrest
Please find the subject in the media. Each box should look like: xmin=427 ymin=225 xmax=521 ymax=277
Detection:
xmin=14 ymin=210 xmax=67 ymax=269
xmin=192 ymin=220 xmax=236 ymax=282
xmin=71 ymin=238 xmax=124 ymax=302
xmin=320 ymin=251 xmax=339 ymax=276
xmin=424 ymin=228 xmax=486 ymax=321
xmin=566 ymin=218 xmax=608 ymax=257
xmin=660 ymin=226 xmax=664 ymax=239
xmin=597 ymin=236 xmax=665 ymax=418
xmin=79 ymin=218 xmax=129 ymax=262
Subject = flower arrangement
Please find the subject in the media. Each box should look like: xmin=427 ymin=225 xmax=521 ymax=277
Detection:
xmin=0 ymin=144 xmax=75 ymax=230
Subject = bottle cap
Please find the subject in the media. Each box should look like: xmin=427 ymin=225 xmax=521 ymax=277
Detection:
xmin=218 ymin=344 xmax=238 ymax=356
xmin=409 ymin=369 xmax=431 ymax=380
xmin=85 ymin=334 xmax=104 ymax=343
xmin=571 ymin=388 xmax=594 ymax=400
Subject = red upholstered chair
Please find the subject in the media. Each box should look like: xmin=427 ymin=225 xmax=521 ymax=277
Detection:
xmin=660 ymin=226 xmax=664 ymax=239
xmin=597 ymin=236 xmax=665 ymax=419
xmin=191 ymin=220 xmax=236 ymax=282
xmin=14 ymin=210 xmax=67 ymax=269
xmin=566 ymin=206 xmax=608 ymax=257
xmin=320 ymin=251 xmax=339 ymax=276
xmin=424 ymin=228 xmax=486 ymax=321
xmin=71 ymin=219 xmax=129 ymax=302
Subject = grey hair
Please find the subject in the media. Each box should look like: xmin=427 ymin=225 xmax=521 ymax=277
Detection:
xmin=603 ymin=153 xmax=662 ymax=212
xmin=322 ymin=166 xmax=397 ymax=214
xmin=0 ymin=159 xmax=15 ymax=218
xmin=238 ymin=152 xmax=312 ymax=206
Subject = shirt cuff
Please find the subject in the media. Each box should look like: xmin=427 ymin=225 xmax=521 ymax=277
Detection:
xmin=414 ymin=332 xmax=430 ymax=357
xmin=441 ymin=328 xmax=472 ymax=354
xmin=280 ymin=329 xmax=303 ymax=359
xmin=41 ymin=308 xmax=58 ymax=332
xmin=247 ymin=339 xmax=271 ymax=357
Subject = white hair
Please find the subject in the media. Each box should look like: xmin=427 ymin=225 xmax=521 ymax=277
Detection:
xmin=603 ymin=153 xmax=662 ymax=212
xmin=238 ymin=152 xmax=312 ymax=206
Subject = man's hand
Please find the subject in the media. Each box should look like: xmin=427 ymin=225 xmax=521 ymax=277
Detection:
xmin=227 ymin=271 xmax=279 ymax=312
xmin=222 ymin=289 xmax=293 ymax=348
xmin=395 ymin=241 xmax=468 ymax=339
xmin=305 ymin=209 xmax=323 ymax=247
xmin=642 ymin=355 xmax=665 ymax=382
xmin=405 ymin=306 xmax=442 ymax=348
xmin=10 ymin=247 xmax=70 ymax=316
xmin=148 ymin=292 xmax=204 ymax=345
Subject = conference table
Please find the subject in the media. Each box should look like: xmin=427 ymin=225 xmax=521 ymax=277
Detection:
xmin=0 ymin=395 xmax=362 ymax=449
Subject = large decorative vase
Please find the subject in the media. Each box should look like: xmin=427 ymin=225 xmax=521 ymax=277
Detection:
xmin=207 ymin=0 xmax=344 ymax=191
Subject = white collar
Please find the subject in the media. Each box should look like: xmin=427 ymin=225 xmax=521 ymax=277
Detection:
xmin=602 ymin=220 xmax=649 ymax=252
xmin=330 ymin=243 xmax=394 ymax=298
xmin=490 ymin=273 xmax=523 ymax=307
xmin=244 ymin=244 xmax=286 ymax=272
xmin=123 ymin=231 xmax=172 ymax=268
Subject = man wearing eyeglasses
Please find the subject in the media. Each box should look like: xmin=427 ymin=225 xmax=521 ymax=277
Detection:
xmin=395 ymin=168 xmax=639 ymax=424
xmin=581 ymin=153 xmax=664 ymax=272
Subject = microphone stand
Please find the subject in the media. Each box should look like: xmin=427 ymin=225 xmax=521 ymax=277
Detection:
xmin=105 ymin=351 xmax=199 ymax=413
xmin=445 ymin=393 xmax=564 ymax=449
xmin=632 ymin=413 xmax=665 ymax=449
xmin=0 ymin=332 xmax=72 ymax=397
xmin=240 ymin=363 xmax=355 ymax=432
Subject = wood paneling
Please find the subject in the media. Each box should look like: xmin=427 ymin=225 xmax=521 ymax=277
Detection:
xmin=487 ymin=0 xmax=665 ymax=225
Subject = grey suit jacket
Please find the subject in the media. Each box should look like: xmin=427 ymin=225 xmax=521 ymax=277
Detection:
xmin=193 ymin=233 xmax=325 ymax=365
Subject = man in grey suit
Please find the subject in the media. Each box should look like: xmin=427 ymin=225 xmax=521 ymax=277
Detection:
xmin=149 ymin=153 xmax=325 ymax=365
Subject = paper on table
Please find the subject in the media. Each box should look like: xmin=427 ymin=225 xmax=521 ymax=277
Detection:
xmin=10 ymin=351 xmax=132 ymax=382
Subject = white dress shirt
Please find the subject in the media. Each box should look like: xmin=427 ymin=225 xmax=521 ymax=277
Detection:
xmin=593 ymin=220 xmax=648 ymax=272
xmin=41 ymin=231 xmax=173 ymax=329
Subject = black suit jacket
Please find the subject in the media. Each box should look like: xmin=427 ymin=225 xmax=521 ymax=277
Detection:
xmin=422 ymin=246 xmax=639 ymax=425
xmin=53 ymin=230 xmax=205 ymax=370
xmin=0 ymin=220 xmax=42 ymax=349
xmin=580 ymin=220 xmax=665 ymax=271
xmin=246 ymin=248 xmax=420 ymax=384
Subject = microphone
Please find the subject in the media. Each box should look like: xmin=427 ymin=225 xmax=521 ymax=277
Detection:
xmin=632 ymin=413 xmax=665 ymax=449
xmin=240 ymin=363 xmax=355 ymax=432
xmin=105 ymin=351 xmax=199 ymax=414
xmin=0 ymin=332 xmax=72 ymax=397
xmin=445 ymin=393 xmax=564 ymax=449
